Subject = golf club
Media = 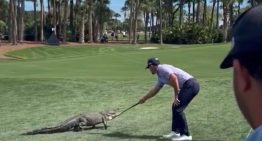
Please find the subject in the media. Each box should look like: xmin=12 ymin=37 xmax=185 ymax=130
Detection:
xmin=115 ymin=102 xmax=140 ymax=117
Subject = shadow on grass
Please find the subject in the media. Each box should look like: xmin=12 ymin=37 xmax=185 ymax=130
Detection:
xmin=99 ymin=131 xmax=170 ymax=141
xmin=21 ymin=126 xmax=106 ymax=135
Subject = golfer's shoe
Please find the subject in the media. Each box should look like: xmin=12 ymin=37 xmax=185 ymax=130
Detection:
xmin=172 ymin=135 xmax=192 ymax=141
xmin=162 ymin=131 xmax=180 ymax=139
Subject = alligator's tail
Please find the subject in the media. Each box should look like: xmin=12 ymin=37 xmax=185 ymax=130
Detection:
xmin=21 ymin=126 xmax=68 ymax=135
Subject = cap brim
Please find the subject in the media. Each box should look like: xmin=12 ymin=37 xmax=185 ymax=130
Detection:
xmin=145 ymin=65 xmax=149 ymax=69
xmin=220 ymin=52 xmax=234 ymax=69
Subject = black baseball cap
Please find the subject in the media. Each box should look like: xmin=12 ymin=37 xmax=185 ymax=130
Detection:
xmin=145 ymin=57 xmax=160 ymax=69
xmin=220 ymin=4 xmax=262 ymax=69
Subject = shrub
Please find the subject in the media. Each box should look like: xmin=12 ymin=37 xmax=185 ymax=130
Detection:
xmin=151 ymin=24 xmax=223 ymax=44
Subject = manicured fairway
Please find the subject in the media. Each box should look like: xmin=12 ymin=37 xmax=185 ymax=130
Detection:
xmin=0 ymin=44 xmax=249 ymax=141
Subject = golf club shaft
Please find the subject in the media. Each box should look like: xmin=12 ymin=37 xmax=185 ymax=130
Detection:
xmin=117 ymin=102 xmax=139 ymax=116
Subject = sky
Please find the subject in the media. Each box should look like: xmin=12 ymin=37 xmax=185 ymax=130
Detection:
xmin=25 ymin=0 xmax=126 ymax=20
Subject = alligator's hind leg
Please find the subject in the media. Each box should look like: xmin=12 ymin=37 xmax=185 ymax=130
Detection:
xmin=102 ymin=117 xmax=107 ymax=130
xmin=73 ymin=125 xmax=82 ymax=132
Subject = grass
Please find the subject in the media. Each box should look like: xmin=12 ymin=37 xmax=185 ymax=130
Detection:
xmin=0 ymin=43 xmax=250 ymax=141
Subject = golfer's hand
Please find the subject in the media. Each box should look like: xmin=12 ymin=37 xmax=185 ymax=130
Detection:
xmin=173 ymin=98 xmax=180 ymax=106
xmin=139 ymin=97 xmax=146 ymax=104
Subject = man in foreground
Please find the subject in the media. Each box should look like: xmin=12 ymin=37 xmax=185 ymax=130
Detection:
xmin=220 ymin=4 xmax=262 ymax=141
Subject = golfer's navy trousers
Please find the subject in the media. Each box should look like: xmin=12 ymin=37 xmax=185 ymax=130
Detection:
xmin=172 ymin=78 xmax=200 ymax=136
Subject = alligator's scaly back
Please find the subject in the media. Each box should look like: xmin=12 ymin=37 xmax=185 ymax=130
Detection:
xmin=21 ymin=114 xmax=85 ymax=135
xmin=22 ymin=111 xmax=119 ymax=135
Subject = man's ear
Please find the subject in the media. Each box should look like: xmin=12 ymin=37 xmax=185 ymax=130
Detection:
xmin=233 ymin=59 xmax=251 ymax=92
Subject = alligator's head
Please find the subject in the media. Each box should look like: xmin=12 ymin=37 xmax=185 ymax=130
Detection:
xmin=100 ymin=111 xmax=121 ymax=121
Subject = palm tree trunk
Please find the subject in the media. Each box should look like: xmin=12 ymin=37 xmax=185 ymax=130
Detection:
xmin=40 ymin=0 xmax=44 ymax=42
xmin=229 ymin=1 xmax=234 ymax=27
xmin=69 ymin=0 xmax=74 ymax=41
xmin=151 ymin=10 xmax=155 ymax=34
xmin=132 ymin=0 xmax=140 ymax=44
xmin=53 ymin=0 xmax=57 ymax=35
xmin=63 ymin=0 xmax=68 ymax=43
xmin=196 ymin=0 xmax=200 ymax=23
xmin=216 ymin=0 xmax=220 ymax=29
xmin=179 ymin=0 xmax=184 ymax=27
xmin=192 ymin=0 xmax=195 ymax=23
xmin=17 ymin=0 xmax=21 ymax=42
xmin=222 ymin=2 xmax=229 ymax=42
xmin=144 ymin=11 xmax=149 ymax=43
xmin=188 ymin=1 xmax=191 ymax=23
xmin=11 ymin=0 xmax=17 ymax=45
xmin=88 ymin=0 xmax=93 ymax=43
xmin=34 ymin=0 xmax=38 ymax=41
xmin=58 ymin=0 xmax=62 ymax=39
xmin=159 ymin=0 xmax=163 ymax=44
xmin=203 ymin=0 xmax=207 ymax=25
xmin=20 ymin=0 xmax=24 ymax=42
xmin=79 ymin=15 xmax=85 ymax=43
xmin=8 ymin=0 xmax=12 ymax=42
xmin=210 ymin=0 xmax=216 ymax=29
xmin=129 ymin=1 xmax=134 ymax=44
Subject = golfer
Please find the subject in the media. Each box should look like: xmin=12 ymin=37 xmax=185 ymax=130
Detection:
xmin=139 ymin=57 xmax=200 ymax=141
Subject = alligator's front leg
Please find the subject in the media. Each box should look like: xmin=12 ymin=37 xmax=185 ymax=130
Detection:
xmin=102 ymin=117 xmax=107 ymax=130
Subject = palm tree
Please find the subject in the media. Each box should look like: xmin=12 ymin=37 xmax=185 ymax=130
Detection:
xmin=88 ymin=0 xmax=93 ymax=43
xmin=40 ymin=0 xmax=44 ymax=42
xmin=210 ymin=0 xmax=217 ymax=29
xmin=179 ymin=0 xmax=185 ymax=27
xmin=69 ymin=0 xmax=74 ymax=41
xmin=10 ymin=0 xmax=17 ymax=45
xmin=140 ymin=0 xmax=153 ymax=43
xmin=33 ymin=0 xmax=38 ymax=41
xmin=216 ymin=0 xmax=220 ymax=29
xmin=132 ymin=0 xmax=141 ymax=44
xmin=63 ymin=0 xmax=69 ymax=43
xmin=192 ymin=0 xmax=196 ymax=22
xmin=221 ymin=0 xmax=234 ymax=42
xmin=121 ymin=5 xmax=128 ymax=20
xmin=113 ymin=13 xmax=121 ymax=30
xmin=93 ymin=0 xmax=112 ymax=42
xmin=159 ymin=0 xmax=163 ymax=44
xmin=196 ymin=0 xmax=200 ymax=23
xmin=203 ymin=0 xmax=207 ymax=25
xmin=125 ymin=0 xmax=134 ymax=43
xmin=18 ymin=0 xmax=25 ymax=42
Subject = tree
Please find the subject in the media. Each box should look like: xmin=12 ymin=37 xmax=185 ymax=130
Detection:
xmin=216 ymin=0 xmax=220 ymax=29
xmin=40 ymin=0 xmax=44 ymax=42
xmin=18 ymin=0 xmax=25 ymax=42
xmin=132 ymin=0 xmax=141 ymax=44
xmin=196 ymin=0 xmax=201 ymax=23
xmin=113 ymin=13 xmax=121 ymax=30
xmin=33 ymin=0 xmax=38 ymax=41
xmin=203 ymin=0 xmax=207 ymax=25
xmin=10 ymin=0 xmax=17 ymax=45
xmin=179 ymin=0 xmax=185 ymax=27
xmin=221 ymin=0 xmax=234 ymax=42
xmin=63 ymin=0 xmax=69 ymax=43
xmin=159 ymin=0 xmax=163 ymax=44
xmin=88 ymin=0 xmax=93 ymax=43
xmin=210 ymin=0 xmax=217 ymax=29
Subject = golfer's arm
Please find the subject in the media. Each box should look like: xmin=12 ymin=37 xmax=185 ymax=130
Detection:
xmin=169 ymin=74 xmax=180 ymax=98
xmin=143 ymin=85 xmax=162 ymax=101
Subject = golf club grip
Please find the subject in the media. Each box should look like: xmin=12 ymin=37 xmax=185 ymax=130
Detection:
xmin=118 ymin=102 xmax=139 ymax=116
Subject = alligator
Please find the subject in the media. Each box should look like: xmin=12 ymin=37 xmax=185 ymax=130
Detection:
xmin=22 ymin=111 xmax=119 ymax=135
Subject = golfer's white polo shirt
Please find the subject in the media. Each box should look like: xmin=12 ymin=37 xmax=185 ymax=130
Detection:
xmin=156 ymin=64 xmax=193 ymax=88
